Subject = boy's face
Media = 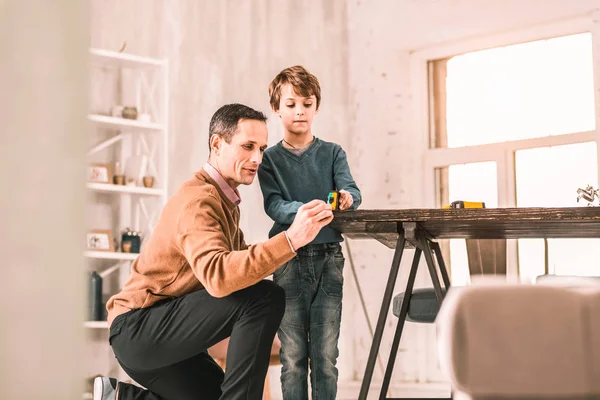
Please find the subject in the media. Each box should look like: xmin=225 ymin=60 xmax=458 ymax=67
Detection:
xmin=275 ymin=84 xmax=318 ymax=136
xmin=211 ymin=119 xmax=268 ymax=188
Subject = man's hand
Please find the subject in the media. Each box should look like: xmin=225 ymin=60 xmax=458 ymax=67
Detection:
xmin=338 ymin=190 xmax=353 ymax=210
xmin=286 ymin=200 xmax=333 ymax=250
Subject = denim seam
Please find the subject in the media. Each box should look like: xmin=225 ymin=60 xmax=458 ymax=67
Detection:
xmin=275 ymin=258 xmax=304 ymax=302
xmin=274 ymin=258 xmax=293 ymax=280
xmin=310 ymin=339 xmax=320 ymax=400
xmin=321 ymin=253 xmax=344 ymax=299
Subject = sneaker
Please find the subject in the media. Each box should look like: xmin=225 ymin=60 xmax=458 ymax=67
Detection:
xmin=93 ymin=377 xmax=118 ymax=400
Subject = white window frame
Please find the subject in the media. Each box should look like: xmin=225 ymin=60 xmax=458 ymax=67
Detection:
xmin=409 ymin=11 xmax=600 ymax=278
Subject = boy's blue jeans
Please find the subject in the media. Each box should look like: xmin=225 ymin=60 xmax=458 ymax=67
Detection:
xmin=273 ymin=242 xmax=344 ymax=400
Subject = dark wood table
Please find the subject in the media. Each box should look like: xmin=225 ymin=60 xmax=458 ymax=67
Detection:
xmin=330 ymin=207 xmax=600 ymax=400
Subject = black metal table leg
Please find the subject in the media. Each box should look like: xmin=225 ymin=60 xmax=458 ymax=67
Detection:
xmin=358 ymin=232 xmax=407 ymax=400
xmin=421 ymin=238 xmax=445 ymax=303
xmin=431 ymin=242 xmax=450 ymax=290
xmin=379 ymin=248 xmax=423 ymax=399
xmin=359 ymin=226 xmax=452 ymax=400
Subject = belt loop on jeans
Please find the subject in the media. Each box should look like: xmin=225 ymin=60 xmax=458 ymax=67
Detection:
xmin=297 ymin=243 xmax=340 ymax=255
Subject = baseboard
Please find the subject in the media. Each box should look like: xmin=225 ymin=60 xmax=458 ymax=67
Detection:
xmin=266 ymin=378 xmax=452 ymax=400
xmin=337 ymin=380 xmax=451 ymax=400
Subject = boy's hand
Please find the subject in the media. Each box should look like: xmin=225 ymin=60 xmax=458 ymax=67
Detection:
xmin=286 ymin=200 xmax=333 ymax=250
xmin=338 ymin=190 xmax=353 ymax=210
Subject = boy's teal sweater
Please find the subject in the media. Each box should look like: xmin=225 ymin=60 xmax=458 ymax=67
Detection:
xmin=258 ymin=137 xmax=362 ymax=245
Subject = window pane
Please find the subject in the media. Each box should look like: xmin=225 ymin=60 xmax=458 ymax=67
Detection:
xmin=444 ymin=33 xmax=594 ymax=148
xmin=442 ymin=162 xmax=498 ymax=285
xmin=515 ymin=142 xmax=599 ymax=282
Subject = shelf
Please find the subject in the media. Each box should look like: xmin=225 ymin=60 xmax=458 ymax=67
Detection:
xmin=87 ymin=182 xmax=164 ymax=196
xmin=90 ymin=48 xmax=165 ymax=69
xmin=85 ymin=46 xmax=167 ymax=391
xmin=83 ymin=321 xmax=108 ymax=329
xmin=88 ymin=114 xmax=164 ymax=132
xmin=84 ymin=251 xmax=138 ymax=261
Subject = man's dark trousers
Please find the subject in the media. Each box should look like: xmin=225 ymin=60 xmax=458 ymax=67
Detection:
xmin=109 ymin=280 xmax=285 ymax=400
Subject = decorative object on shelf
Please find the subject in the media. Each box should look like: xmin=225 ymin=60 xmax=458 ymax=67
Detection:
xmin=113 ymin=161 xmax=125 ymax=185
xmin=125 ymin=154 xmax=149 ymax=186
xmin=113 ymin=175 xmax=125 ymax=185
xmin=121 ymin=228 xmax=141 ymax=253
xmin=86 ymin=229 xmax=115 ymax=252
xmin=122 ymin=106 xmax=138 ymax=120
xmin=121 ymin=241 xmax=132 ymax=253
xmin=111 ymin=105 xmax=124 ymax=117
xmin=88 ymin=271 xmax=103 ymax=321
xmin=577 ymin=185 xmax=599 ymax=206
xmin=87 ymin=163 xmax=111 ymax=184
xmin=143 ymin=176 xmax=155 ymax=188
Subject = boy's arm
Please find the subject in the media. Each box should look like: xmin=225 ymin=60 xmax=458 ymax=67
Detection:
xmin=333 ymin=146 xmax=362 ymax=209
xmin=178 ymin=194 xmax=295 ymax=298
xmin=258 ymin=156 xmax=304 ymax=224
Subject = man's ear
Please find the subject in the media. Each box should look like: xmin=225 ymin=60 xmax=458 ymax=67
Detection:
xmin=210 ymin=134 xmax=222 ymax=154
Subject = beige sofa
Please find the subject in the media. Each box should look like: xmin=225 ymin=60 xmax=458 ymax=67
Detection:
xmin=436 ymin=283 xmax=600 ymax=399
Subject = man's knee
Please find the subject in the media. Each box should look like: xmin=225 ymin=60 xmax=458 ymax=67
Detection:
xmin=255 ymin=280 xmax=285 ymax=309
xmin=242 ymin=279 xmax=285 ymax=317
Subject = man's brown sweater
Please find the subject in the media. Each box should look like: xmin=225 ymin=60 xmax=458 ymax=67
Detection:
xmin=106 ymin=168 xmax=296 ymax=326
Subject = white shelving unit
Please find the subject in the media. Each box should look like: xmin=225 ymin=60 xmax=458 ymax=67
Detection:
xmin=88 ymin=114 xmax=164 ymax=131
xmin=83 ymin=321 xmax=110 ymax=329
xmin=90 ymin=47 xmax=166 ymax=69
xmin=84 ymin=251 xmax=139 ymax=261
xmin=85 ymin=47 xmax=169 ymax=393
xmin=87 ymin=182 xmax=164 ymax=196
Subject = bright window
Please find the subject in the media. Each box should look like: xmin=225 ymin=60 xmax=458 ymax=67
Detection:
xmin=429 ymin=32 xmax=598 ymax=281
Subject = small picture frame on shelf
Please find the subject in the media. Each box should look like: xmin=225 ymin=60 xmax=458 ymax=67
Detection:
xmin=88 ymin=163 xmax=111 ymax=184
xmin=86 ymin=229 xmax=114 ymax=252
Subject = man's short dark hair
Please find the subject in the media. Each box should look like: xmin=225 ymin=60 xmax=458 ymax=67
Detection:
xmin=208 ymin=104 xmax=268 ymax=151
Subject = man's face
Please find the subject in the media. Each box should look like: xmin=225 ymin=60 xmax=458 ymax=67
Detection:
xmin=276 ymin=84 xmax=318 ymax=136
xmin=212 ymin=119 xmax=268 ymax=188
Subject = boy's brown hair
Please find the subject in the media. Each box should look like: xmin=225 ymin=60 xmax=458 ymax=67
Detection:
xmin=269 ymin=65 xmax=321 ymax=112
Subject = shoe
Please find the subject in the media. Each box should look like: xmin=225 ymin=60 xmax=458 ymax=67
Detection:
xmin=93 ymin=377 xmax=118 ymax=400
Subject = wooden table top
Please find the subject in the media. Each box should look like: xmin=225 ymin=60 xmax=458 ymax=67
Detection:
xmin=330 ymin=207 xmax=600 ymax=246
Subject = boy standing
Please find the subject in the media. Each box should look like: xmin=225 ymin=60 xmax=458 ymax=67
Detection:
xmin=258 ymin=66 xmax=361 ymax=400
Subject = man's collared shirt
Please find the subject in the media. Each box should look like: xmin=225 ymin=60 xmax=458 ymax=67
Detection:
xmin=204 ymin=162 xmax=295 ymax=253
xmin=203 ymin=162 xmax=241 ymax=206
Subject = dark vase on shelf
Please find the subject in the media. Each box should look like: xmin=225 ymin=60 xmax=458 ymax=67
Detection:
xmin=88 ymin=271 xmax=103 ymax=321
xmin=121 ymin=228 xmax=141 ymax=253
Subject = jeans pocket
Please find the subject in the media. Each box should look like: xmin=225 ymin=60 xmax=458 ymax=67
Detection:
xmin=274 ymin=258 xmax=303 ymax=301
xmin=322 ymin=252 xmax=344 ymax=298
